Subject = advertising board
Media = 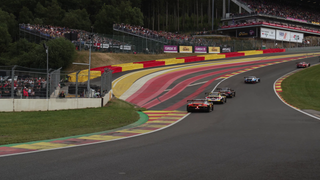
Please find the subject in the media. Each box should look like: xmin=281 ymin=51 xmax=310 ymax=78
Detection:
xmin=194 ymin=46 xmax=207 ymax=53
xmin=260 ymin=28 xmax=276 ymax=40
xmin=237 ymin=28 xmax=256 ymax=37
xmin=164 ymin=45 xmax=178 ymax=53
xmin=120 ymin=45 xmax=131 ymax=50
xmin=276 ymin=30 xmax=290 ymax=42
xmin=208 ymin=47 xmax=220 ymax=53
xmin=179 ymin=46 xmax=193 ymax=53
xmin=290 ymin=32 xmax=304 ymax=43
xmin=221 ymin=47 xmax=231 ymax=53
xmin=101 ymin=44 xmax=109 ymax=49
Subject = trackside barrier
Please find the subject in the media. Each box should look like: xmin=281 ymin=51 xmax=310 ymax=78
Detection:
xmin=219 ymin=52 xmax=245 ymax=58
xmin=91 ymin=66 xmax=122 ymax=74
xmin=258 ymin=48 xmax=286 ymax=54
xmin=69 ymin=70 xmax=101 ymax=82
xmin=156 ymin=58 xmax=185 ymax=65
xmin=176 ymin=56 xmax=205 ymax=63
xmin=0 ymin=90 xmax=113 ymax=112
xmin=133 ymin=60 xmax=166 ymax=68
xmin=197 ymin=54 xmax=226 ymax=60
xmin=238 ymin=50 xmax=264 ymax=56
xmin=68 ymin=48 xmax=285 ymax=82
xmin=111 ymin=63 xmax=144 ymax=71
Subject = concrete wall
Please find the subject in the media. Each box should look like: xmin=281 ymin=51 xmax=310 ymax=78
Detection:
xmin=0 ymin=99 xmax=14 ymax=112
xmin=0 ymin=90 xmax=113 ymax=112
xmin=102 ymin=90 xmax=113 ymax=106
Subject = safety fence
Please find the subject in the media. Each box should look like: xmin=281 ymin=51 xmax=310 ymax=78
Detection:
xmin=0 ymin=66 xmax=113 ymax=100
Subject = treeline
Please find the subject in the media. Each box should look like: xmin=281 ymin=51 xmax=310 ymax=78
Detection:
xmin=0 ymin=0 xmax=235 ymax=36
xmin=0 ymin=0 xmax=236 ymax=69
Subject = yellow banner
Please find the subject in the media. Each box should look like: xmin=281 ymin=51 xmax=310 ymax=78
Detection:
xmin=208 ymin=47 xmax=220 ymax=53
xmin=179 ymin=46 xmax=193 ymax=53
xmin=312 ymin=21 xmax=320 ymax=25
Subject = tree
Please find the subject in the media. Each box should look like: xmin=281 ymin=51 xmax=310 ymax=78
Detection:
xmin=62 ymin=9 xmax=91 ymax=31
xmin=3 ymin=38 xmax=75 ymax=69
xmin=34 ymin=2 xmax=47 ymax=20
xmin=0 ymin=8 xmax=18 ymax=41
xmin=46 ymin=0 xmax=65 ymax=26
xmin=36 ymin=38 xmax=76 ymax=69
xmin=0 ymin=23 xmax=12 ymax=54
xmin=94 ymin=4 xmax=120 ymax=34
xmin=19 ymin=6 xmax=34 ymax=24
xmin=118 ymin=1 xmax=143 ymax=26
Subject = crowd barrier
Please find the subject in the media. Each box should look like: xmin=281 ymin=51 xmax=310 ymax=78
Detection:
xmin=198 ymin=54 xmax=226 ymax=60
xmin=133 ymin=60 xmax=166 ymax=68
xmin=156 ymin=58 xmax=185 ymax=65
xmin=0 ymin=90 xmax=112 ymax=112
xmin=69 ymin=48 xmax=285 ymax=82
xmin=239 ymin=50 xmax=264 ymax=56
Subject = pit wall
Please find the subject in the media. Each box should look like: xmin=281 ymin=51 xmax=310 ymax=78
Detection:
xmin=0 ymin=90 xmax=113 ymax=112
xmin=69 ymin=48 xmax=286 ymax=82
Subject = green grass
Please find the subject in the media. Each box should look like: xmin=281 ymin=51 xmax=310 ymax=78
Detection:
xmin=0 ymin=99 xmax=146 ymax=145
xmin=280 ymin=64 xmax=320 ymax=111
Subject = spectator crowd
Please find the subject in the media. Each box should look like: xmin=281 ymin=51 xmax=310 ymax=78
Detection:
xmin=237 ymin=0 xmax=320 ymax=23
xmin=20 ymin=24 xmax=128 ymax=50
xmin=113 ymin=23 xmax=222 ymax=46
xmin=0 ymin=76 xmax=48 ymax=98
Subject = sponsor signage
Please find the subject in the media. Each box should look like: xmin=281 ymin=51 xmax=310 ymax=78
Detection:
xmin=276 ymin=30 xmax=290 ymax=41
xmin=120 ymin=45 xmax=131 ymax=50
xmin=237 ymin=28 xmax=256 ymax=37
xmin=101 ymin=44 xmax=109 ymax=49
xmin=260 ymin=27 xmax=276 ymax=40
xmin=221 ymin=47 xmax=231 ymax=53
xmin=179 ymin=46 xmax=193 ymax=53
xmin=290 ymin=32 xmax=304 ymax=43
xmin=286 ymin=17 xmax=307 ymax=23
xmin=110 ymin=45 xmax=120 ymax=48
xmin=194 ymin=46 xmax=207 ymax=53
xmin=208 ymin=47 xmax=220 ymax=54
xmin=164 ymin=45 xmax=178 ymax=53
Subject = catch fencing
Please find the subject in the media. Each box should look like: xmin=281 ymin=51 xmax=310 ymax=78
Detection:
xmin=0 ymin=66 xmax=112 ymax=100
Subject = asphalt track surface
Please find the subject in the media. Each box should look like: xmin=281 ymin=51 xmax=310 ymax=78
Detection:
xmin=2 ymin=52 xmax=320 ymax=180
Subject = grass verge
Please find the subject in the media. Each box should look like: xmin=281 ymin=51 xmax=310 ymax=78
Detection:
xmin=280 ymin=64 xmax=320 ymax=111
xmin=0 ymin=98 xmax=146 ymax=145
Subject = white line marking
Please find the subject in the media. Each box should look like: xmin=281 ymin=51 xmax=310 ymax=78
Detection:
xmin=273 ymin=64 xmax=320 ymax=121
xmin=0 ymin=113 xmax=190 ymax=158
xmin=164 ymin=81 xmax=210 ymax=92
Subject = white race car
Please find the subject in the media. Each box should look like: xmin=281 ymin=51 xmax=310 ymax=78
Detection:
xmin=244 ymin=76 xmax=260 ymax=83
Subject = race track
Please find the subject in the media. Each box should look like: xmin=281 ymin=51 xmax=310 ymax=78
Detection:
xmin=1 ymin=52 xmax=320 ymax=180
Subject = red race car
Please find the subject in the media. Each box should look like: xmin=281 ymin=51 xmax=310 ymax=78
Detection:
xmin=187 ymin=99 xmax=214 ymax=112
xmin=296 ymin=62 xmax=310 ymax=68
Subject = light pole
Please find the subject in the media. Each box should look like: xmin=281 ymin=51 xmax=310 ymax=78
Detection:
xmin=43 ymin=43 xmax=49 ymax=99
xmin=87 ymin=26 xmax=93 ymax=98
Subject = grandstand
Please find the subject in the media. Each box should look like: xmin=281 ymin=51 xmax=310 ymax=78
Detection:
xmin=219 ymin=0 xmax=320 ymax=48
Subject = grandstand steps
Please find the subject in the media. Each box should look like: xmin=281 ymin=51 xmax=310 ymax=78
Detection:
xmin=113 ymin=28 xmax=168 ymax=44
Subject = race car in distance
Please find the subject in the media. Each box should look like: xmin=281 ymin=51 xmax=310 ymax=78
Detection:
xmin=205 ymin=92 xmax=227 ymax=104
xmin=187 ymin=99 xmax=214 ymax=112
xmin=296 ymin=62 xmax=310 ymax=68
xmin=216 ymin=87 xmax=236 ymax=98
xmin=244 ymin=76 xmax=260 ymax=83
